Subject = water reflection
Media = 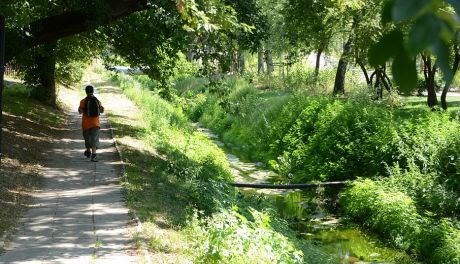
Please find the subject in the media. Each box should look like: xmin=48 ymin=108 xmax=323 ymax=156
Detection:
xmin=197 ymin=125 xmax=417 ymax=264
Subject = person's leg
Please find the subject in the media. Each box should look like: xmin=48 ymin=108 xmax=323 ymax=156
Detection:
xmin=90 ymin=127 xmax=100 ymax=162
xmin=83 ymin=129 xmax=91 ymax=158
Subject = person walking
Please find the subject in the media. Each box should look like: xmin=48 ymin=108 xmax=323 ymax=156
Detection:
xmin=78 ymin=85 xmax=104 ymax=162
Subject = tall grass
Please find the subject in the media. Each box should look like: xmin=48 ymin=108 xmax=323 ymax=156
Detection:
xmin=173 ymin=73 xmax=460 ymax=263
xmin=108 ymin=72 xmax=337 ymax=263
xmin=180 ymin=76 xmax=460 ymax=190
xmin=341 ymin=178 xmax=460 ymax=264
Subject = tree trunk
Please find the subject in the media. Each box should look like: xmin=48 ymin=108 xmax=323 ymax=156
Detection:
xmin=186 ymin=48 xmax=193 ymax=62
xmin=237 ymin=48 xmax=244 ymax=74
xmin=258 ymin=47 xmax=265 ymax=75
xmin=422 ymin=55 xmax=438 ymax=107
xmin=0 ymin=16 xmax=5 ymax=173
xmin=31 ymin=42 xmax=57 ymax=106
xmin=265 ymin=49 xmax=273 ymax=74
xmin=441 ymin=42 xmax=460 ymax=110
xmin=231 ymin=51 xmax=238 ymax=74
xmin=357 ymin=59 xmax=370 ymax=85
xmin=333 ymin=36 xmax=352 ymax=95
xmin=314 ymin=47 xmax=323 ymax=78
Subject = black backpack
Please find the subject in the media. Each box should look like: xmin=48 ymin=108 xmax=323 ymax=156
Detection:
xmin=86 ymin=96 xmax=101 ymax=117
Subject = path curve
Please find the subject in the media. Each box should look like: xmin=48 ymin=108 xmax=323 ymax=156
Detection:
xmin=0 ymin=111 xmax=137 ymax=263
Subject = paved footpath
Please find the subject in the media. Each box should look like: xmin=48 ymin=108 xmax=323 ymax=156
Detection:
xmin=0 ymin=111 xmax=137 ymax=264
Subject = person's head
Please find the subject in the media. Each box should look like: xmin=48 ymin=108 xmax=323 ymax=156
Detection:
xmin=85 ymin=85 xmax=94 ymax=95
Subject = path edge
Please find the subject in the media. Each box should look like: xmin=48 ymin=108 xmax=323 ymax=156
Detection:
xmin=105 ymin=114 xmax=152 ymax=264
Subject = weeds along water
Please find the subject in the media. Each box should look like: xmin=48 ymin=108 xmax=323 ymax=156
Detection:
xmin=105 ymin=71 xmax=339 ymax=264
xmin=106 ymin=70 xmax=460 ymax=263
xmin=196 ymin=125 xmax=416 ymax=264
xmin=172 ymin=73 xmax=460 ymax=263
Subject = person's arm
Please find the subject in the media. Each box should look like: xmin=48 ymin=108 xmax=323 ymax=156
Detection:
xmin=99 ymin=100 xmax=104 ymax=114
xmin=78 ymin=100 xmax=84 ymax=114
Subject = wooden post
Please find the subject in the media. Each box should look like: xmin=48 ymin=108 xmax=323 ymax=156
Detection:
xmin=0 ymin=16 xmax=5 ymax=175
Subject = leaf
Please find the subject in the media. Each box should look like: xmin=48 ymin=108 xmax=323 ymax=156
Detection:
xmin=392 ymin=0 xmax=430 ymax=21
xmin=392 ymin=50 xmax=417 ymax=94
xmin=408 ymin=13 xmax=440 ymax=55
xmin=432 ymin=39 xmax=454 ymax=85
xmin=381 ymin=0 xmax=395 ymax=24
xmin=446 ymin=0 xmax=460 ymax=15
xmin=369 ymin=30 xmax=403 ymax=67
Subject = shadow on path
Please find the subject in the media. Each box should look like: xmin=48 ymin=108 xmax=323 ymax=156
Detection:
xmin=0 ymin=112 xmax=137 ymax=264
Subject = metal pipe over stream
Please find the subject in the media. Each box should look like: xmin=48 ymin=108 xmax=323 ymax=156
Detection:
xmin=231 ymin=181 xmax=347 ymax=189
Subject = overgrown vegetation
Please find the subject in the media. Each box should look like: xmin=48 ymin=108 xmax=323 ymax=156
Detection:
xmin=168 ymin=70 xmax=460 ymax=263
xmin=106 ymin=71 xmax=337 ymax=263
xmin=341 ymin=179 xmax=460 ymax=264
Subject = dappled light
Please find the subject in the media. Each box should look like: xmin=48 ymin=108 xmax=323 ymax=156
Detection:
xmin=1 ymin=108 xmax=136 ymax=262
xmin=2 ymin=0 xmax=460 ymax=263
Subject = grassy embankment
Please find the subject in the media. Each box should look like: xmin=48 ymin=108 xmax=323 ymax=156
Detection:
xmin=1 ymin=79 xmax=66 ymax=249
xmin=171 ymin=73 xmax=460 ymax=263
xmin=95 ymin=68 xmax=337 ymax=263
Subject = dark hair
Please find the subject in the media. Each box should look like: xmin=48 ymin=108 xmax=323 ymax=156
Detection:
xmin=85 ymin=85 xmax=94 ymax=94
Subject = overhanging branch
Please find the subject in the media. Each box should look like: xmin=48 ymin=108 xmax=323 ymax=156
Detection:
xmin=6 ymin=0 xmax=149 ymax=62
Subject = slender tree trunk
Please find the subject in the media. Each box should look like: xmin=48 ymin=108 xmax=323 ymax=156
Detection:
xmin=357 ymin=59 xmax=370 ymax=85
xmin=186 ymin=48 xmax=193 ymax=62
xmin=314 ymin=47 xmax=323 ymax=78
xmin=0 ymin=16 xmax=5 ymax=174
xmin=333 ymin=37 xmax=352 ymax=95
xmin=422 ymin=55 xmax=438 ymax=107
xmin=265 ymin=49 xmax=273 ymax=74
xmin=237 ymin=48 xmax=244 ymax=74
xmin=258 ymin=47 xmax=265 ymax=75
xmin=31 ymin=41 xmax=57 ymax=106
xmin=441 ymin=42 xmax=460 ymax=110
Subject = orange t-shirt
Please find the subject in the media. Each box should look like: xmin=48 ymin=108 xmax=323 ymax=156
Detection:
xmin=79 ymin=96 xmax=104 ymax=130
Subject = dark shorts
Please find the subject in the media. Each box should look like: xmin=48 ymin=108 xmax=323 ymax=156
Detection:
xmin=83 ymin=127 xmax=100 ymax=149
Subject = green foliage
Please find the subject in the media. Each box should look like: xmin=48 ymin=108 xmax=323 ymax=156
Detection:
xmin=55 ymin=60 xmax=89 ymax=87
xmin=341 ymin=179 xmax=422 ymax=251
xmin=187 ymin=207 xmax=336 ymax=264
xmin=341 ymin=178 xmax=460 ymax=263
xmin=180 ymin=76 xmax=460 ymax=186
xmin=384 ymin=164 xmax=459 ymax=217
xmin=372 ymin=0 xmax=460 ymax=92
xmin=110 ymin=71 xmax=336 ymax=263
xmin=110 ymin=72 xmax=234 ymax=215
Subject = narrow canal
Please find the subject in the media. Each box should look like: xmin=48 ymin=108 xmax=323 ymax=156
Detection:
xmin=197 ymin=126 xmax=417 ymax=264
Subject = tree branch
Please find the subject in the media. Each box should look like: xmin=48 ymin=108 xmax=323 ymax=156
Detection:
xmin=6 ymin=0 xmax=149 ymax=62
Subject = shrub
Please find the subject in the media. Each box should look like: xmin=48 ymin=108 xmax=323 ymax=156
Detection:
xmin=110 ymin=71 xmax=335 ymax=262
xmin=110 ymin=73 xmax=234 ymax=215
xmin=341 ymin=179 xmax=460 ymax=263
xmin=384 ymin=164 xmax=459 ymax=217
xmin=340 ymin=179 xmax=422 ymax=251
xmin=187 ymin=208 xmax=336 ymax=264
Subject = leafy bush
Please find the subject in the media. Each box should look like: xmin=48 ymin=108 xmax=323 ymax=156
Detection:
xmin=110 ymin=72 xmax=234 ymax=215
xmin=428 ymin=219 xmax=460 ymax=264
xmin=56 ymin=60 xmax=89 ymax=87
xmin=340 ymin=179 xmax=422 ymax=251
xmin=384 ymin=164 xmax=459 ymax=217
xmin=187 ymin=207 xmax=336 ymax=264
xmin=341 ymin=179 xmax=460 ymax=263
xmin=109 ymin=72 xmax=335 ymax=262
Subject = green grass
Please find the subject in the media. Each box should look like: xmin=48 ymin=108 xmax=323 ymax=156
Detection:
xmin=102 ymin=71 xmax=339 ymax=263
xmin=170 ymin=74 xmax=460 ymax=263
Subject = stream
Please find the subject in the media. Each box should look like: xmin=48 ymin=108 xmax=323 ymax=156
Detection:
xmin=197 ymin=126 xmax=417 ymax=264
